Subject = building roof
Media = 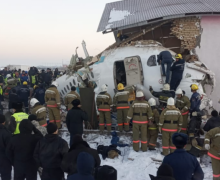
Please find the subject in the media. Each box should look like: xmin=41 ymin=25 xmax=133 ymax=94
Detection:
xmin=97 ymin=0 xmax=220 ymax=32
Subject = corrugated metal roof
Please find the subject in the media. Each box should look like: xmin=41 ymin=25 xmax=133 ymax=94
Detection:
xmin=97 ymin=0 xmax=220 ymax=32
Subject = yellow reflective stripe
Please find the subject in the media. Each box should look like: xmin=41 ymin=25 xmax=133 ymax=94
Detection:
xmin=148 ymin=127 xmax=157 ymax=130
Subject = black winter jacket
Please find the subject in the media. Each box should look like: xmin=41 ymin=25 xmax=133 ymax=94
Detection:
xmin=0 ymin=124 xmax=12 ymax=155
xmin=157 ymin=51 xmax=173 ymax=63
xmin=203 ymin=116 xmax=220 ymax=132
xmin=61 ymin=141 xmax=101 ymax=176
xmin=6 ymin=127 xmax=43 ymax=164
xmin=9 ymin=91 xmax=20 ymax=109
xmin=44 ymin=73 xmax=52 ymax=84
xmin=34 ymin=134 xmax=69 ymax=168
xmin=66 ymin=107 xmax=88 ymax=135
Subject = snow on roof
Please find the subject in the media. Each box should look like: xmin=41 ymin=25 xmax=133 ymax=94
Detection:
xmin=97 ymin=0 xmax=220 ymax=32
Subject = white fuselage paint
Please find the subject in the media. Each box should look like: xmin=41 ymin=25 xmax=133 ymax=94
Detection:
xmin=57 ymin=45 xmax=213 ymax=109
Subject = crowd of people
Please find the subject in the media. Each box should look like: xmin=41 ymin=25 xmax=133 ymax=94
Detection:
xmin=0 ymin=61 xmax=219 ymax=180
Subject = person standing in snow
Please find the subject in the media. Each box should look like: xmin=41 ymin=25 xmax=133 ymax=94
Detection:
xmin=66 ymin=99 xmax=88 ymax=146
xmin=0 ymin=114 xmax=12 ymax=180
xmin=6 ymin=119 xmax=43 ymax=180
xmin=163 ymin=133 xmax=204 ymax=180
xmin=34 ymin=123 xmax=69 ymax=180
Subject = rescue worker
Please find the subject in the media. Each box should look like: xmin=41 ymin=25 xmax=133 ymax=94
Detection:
xmin=0 ymin=114 xmax=12 ymax=180
xmin=20 ymin=70 xmax=28 ymax=84
xmin=3 ymin=74 xmax=17 ymax=99
xmin=113 ymin=83 xmax=131 ymax=132
xmin=147 ymin=98 xmax=160 ymax=150
xmin=45 ymin=81 xmax=61 ymax=129
xmin=188 ymin=84 xmax=203 ymax=156
xmin=159 ymin=98 xmax=183 ymax=155
xmin=65 ymin=86 xmax=80 ymax=111
xmin=8 ymin=102 xmax=29 ymax=134
xmin=205 ymin=127 xmax=220 ymax=180
xmin=33 ymin=84 xmax=45 ymax=105
xmin=203 ymin=110 xmax=220 ymax=132
xmin=170 ymin=54 xmax=185 ymax=96
xmin=54 ymin=68 xmax=59 ymax=79
xmin=15 ymin=71 xmax=21 ymax=85
xmin=175 ymin=88 xmax=191 ymax=134
xmin=157 ymin=51 xmax=173 ymax=84
xmin=8 ymin=88 xmax=20 ymax=111
xmin=17 ymin=81 xmax=30 ymax=113
xmin=96 ymin=84 xmax=112 ymax=132
xmin=45 ymin=68 xmax=52 ymax=88
xmin=149 ymin=84 xmax=173 ymax=113
xmin=0 ymin=72 xmax=4 ymax=84
xmin=0 ymin=85 xmax=3 ymax=114
xmin=30 ymin=98 xmax=47 ymax=127
xmin=127 ymin=91 xmax=153 ymax=152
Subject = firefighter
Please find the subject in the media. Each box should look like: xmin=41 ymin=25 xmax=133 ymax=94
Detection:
xmin=96 ymin=84 xmax=112 ymax=132
xmin=149 ymin=84 xmax=173 ymax=113
xmin=187 ymin=84 xmax=203 ymax=156
xmin=159 ymin=98 xmax=183 ymax=156
xmin=30 ymin=98 xmax=47 ymax=127
xmin=113 ymin=83 xmax=131 ymax=132
xmin=45 ymin=81 xmax=61 ymax=129
xmin=3 ymin=74 xmax=17 ymax=99
xmin=205 ymin=127 xmax=220 ymax=180
xmin=64 ymin=86 xmax=80 ymax=111
xmin=170 ymin=54 xmax=185 ymax=96
xmin=127 ymin=91 xmax=153 ymax=152
xmin=175 ymin=88 xmax=191 ymax=134
xmin=8 ymin=102 xmax=29 ymax=134
xmin=147 ymin=98 xmax=160 ymax=150
xmin=17 ymin=81 xmax=30 ymax=114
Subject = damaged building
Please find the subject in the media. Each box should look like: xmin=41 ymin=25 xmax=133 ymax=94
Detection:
xmin=96 ymin=0 xmax=220 ymax=109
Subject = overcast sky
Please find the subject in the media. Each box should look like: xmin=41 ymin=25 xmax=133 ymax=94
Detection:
xmin=0 ymin=0 xmax=115 ymax=67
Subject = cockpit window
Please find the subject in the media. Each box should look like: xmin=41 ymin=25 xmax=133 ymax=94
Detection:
xmin=147 ymin=55 xmax=157 ymax=67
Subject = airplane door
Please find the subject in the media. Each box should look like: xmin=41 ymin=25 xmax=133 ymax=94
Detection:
xmin=124 ymin=56 xmax=144 ymax=86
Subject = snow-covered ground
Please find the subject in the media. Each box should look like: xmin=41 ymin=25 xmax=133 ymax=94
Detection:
xmin=61 ymin=128 xmax=213 ymax=180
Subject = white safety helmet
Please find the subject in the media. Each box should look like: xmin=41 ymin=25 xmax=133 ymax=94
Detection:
xmin=6 ymin=74 xmax=11 ymax=78
xmin=60 ymin=72 xmax=63 ymax=75
xmin=52 ymin=81 xmax=59 ymax=87
xmin=175 ymin=88 xmax=183 ymax=95
xmin=148 ymin=98 xmax=156 ymax=106
xmin=101 ymin=84 xmax=108 ymax=92
xmin=82 ymin=74 xmax=88 ymax=80
xmin=163 ymin=84 xmax=170 ymax=91
xmin=136 ymin=91 xmax=144 ymax=98
xmin=167 ymin=97 xmax=175 ymax=106
xmin=30 ymin=98 xmax=39 ymax=107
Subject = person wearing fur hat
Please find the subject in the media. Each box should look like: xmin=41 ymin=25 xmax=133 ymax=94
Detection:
xmin=0 ymin=114 xmax=12 ymax=180
xmin=149 ymin=164 xmax=175 ymax=180
xmin=34 ymin=123 xmax=69 ymax=180
xmin=8 ymin=102 xmax=29 ymax=134
xmin=6 ymin=119 xmax=43 ymax=180
xmin=163 ymin=133 xmax=204 ymax=180
xmin=66 ymin=99 xmax=88 ymax=146
xmin=95 ymin=165 xmax=117 ymax=180
xmin=203 ymin=110 xmax=220 ymax=132
xmin=61 ymin=134 xmax=100 ymax=176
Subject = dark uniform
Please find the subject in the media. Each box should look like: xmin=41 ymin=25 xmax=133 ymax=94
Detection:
xmin=205 ymin=127 xmax=220 ymax=180
xmin=96 ymin=92 xmax=112 ymax=132
xmin=159 ymin=107 xmax=183 ymax=155
xmin=127 ymin=100 xmax=153 ymax=152
xmin=0 ymin=123 xmax=12 ymax=180
xmin=45 ymin=85 xmax=61 ymax=128
xmin=33 ymin=85 xmax=46 ymax=105
xmin=188 ymin=92 xmax=202 ymax=154
xmin=17 ymin=84 xmax=30 ymax=113
xmin=148 ymin=107 xmax=160 ymax=150
xmin=175 ymin=95 xmax=191 ymax=133
xmin=113 ymin=90 xmax=130 ymax=132
xmin=170 ymin=59 xmax=185 ymax=93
